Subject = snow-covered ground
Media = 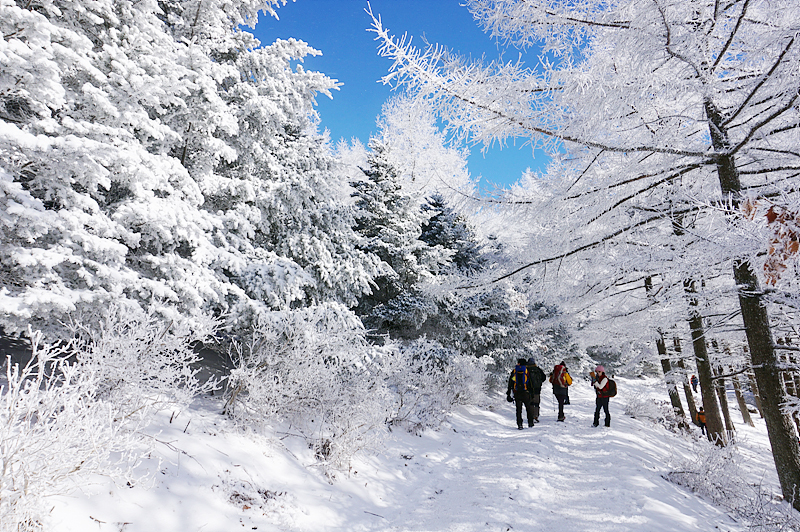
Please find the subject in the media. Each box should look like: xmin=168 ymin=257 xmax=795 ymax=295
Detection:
xmin=50 ymin=377 xmax=781 ymax=532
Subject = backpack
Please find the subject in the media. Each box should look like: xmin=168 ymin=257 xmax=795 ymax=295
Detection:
xmin=528 ymin=365 xmax=546 ymax=392
xmin=514 ymin=365 xmax=528 ymax=392
xmin=607 ymin=378 xmax=617 ymax=397
xmin=551 ymin=365 xmax=570 ymax=387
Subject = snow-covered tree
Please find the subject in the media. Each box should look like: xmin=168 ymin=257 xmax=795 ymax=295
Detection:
xmin=420 ymin=192 xmax=484 ymax=273
xmin=0 ymin=0 xmax=226 ymax=335
xmin=0 ymin=0 xmax=379 ymax=337
xmin=376 ymin=94 xmax=476 ymax=204
xmin=370 ymin=0 xmax=800 ymax=506
xmin=199 ymin=35 xmax=383 ymax=319
xmin=351 ymin=139 xmax=445 ymax=335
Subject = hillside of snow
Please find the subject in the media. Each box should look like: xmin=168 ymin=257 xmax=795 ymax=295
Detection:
xmin=50 ymin=377 xmax=783 ymax=532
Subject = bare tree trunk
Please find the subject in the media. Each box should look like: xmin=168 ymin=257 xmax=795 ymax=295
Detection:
xmin=646 ymin=278 xmax=686 ymax=422
xmin=711 ymin=340 xmax=735 ymax=435
xmin=714 ymin=364 xmax=735 ymax=434
xmin=685 ymin=279 xmax=726 ymax=445
xmin=735 ymin=259 xmax=800 ymax=507
xmin=707 ymin=98 xmax=800 ymax=508
xmin=674 ymin=339 xmax=698 ymax=423
xmin=746 ymin=364 xmax=764 ymax=418
xmin=732 ymin=374 xmax=755 ymax=427
xmin=721 ymin=341 xmax=755 ymax=427
xmin=791 ymin=351 xmax=800 ymax=435
xmin=778 ymin=342 xmax=800 ymax=437
xmin=660 ymin=355 xmax=686 ymax=420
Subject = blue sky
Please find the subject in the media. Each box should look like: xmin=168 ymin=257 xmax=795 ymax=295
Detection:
xmin=251 ymin=0 xmax=548 ymax=189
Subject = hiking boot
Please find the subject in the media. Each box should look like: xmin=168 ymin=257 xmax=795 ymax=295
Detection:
xmin=517 ymin=425 xmax=524 ymax=430
xmin=557 ymin=417 xmax=565 ymax=422
xmin=528 ymin=421 xmax=534 ymax=428
xmin=592 ymin=423 xmax=599 ymax=427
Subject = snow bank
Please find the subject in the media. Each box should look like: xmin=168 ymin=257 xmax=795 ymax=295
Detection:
xmin=49 ymin=377 xmax=785 ymax=532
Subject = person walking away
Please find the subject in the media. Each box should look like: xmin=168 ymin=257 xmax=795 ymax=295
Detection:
xmin=549 ymin=361 xmax=571 ymax=422
xmin=697 ymin=407 xmax=706 ymax=435
xmin=590 ymin=365 xmax=612 ymax=427
xmin=507 ymin=358 xmax=535 ymax=429
xmin=691 ymin=374 xmax=699 ymax=393
xmin=526 ymin=358 xmax=547 ymax=423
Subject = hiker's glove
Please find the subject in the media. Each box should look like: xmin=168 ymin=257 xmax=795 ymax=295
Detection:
xmin=506 ymin=392 xmax=513 ymax=403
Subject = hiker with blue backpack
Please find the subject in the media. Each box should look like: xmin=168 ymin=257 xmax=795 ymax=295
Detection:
xmin=507 ymin=358 xmax=535 ymax=429
xmin=590 ymin=365 xmax=614 ymax=427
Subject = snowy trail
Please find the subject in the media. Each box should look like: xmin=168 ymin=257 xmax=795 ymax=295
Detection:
xmin=343 ymin=383 xmax=741 ymax=532
xmin=52 ymin=378 xmax=775 ymax=532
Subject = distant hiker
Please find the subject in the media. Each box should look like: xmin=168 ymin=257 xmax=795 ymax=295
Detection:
xmin=691 ymin=374 xmax=699 ymax=393
xmin=507 ymin=358 xmax=535 ymax=429
xmin=526 ymin=358 xmax=547 ymax=424
xmin=697 ymin=407 xmax=706 ymax=435
xmin=590 ymin=366 xmax=612 ymax=427
xmin=549 ymin=361 xmax=572 ymax=422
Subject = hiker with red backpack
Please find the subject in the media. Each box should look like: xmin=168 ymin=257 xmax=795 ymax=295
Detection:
xmin=590 ymin=365 xmax=612 ymax=427
xmin=507 ymin=358 xmax=535 ymax=429
xmin=549 ymin=361 xmax=572 ymax=422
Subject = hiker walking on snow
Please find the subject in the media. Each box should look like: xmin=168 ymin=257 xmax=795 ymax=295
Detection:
xmin=549 ymin=361 xmax=572 ymax=422
xmin=507 ymin=358 xmax=535 ymax=429
xmin=590 ymin=366 xmax=612 ymax=427
xmin=526 ymin=358 xmax=547 ymax=424
xmin=697 ymin=407 xmax=706 ymax=435
xmin=691 ymin=374 xmax=699 ymax=393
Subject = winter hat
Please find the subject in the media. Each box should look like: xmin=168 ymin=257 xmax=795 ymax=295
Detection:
xmin=517 ymin=358 xmax=528 ymax=365
xmin=528 ymin=357 xmax=536 ymax=365
xmin=595 ymin=365 xmax=605 ymax=373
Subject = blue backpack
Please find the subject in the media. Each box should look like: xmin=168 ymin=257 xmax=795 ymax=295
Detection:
xmin=514 ymin=364 xmax=528 ymax=392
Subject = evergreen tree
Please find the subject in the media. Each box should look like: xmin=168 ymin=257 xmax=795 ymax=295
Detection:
xmin=351 ymin=140 xmax=443 ymax=335
xmin=420 ymin=192 xmax=484 ymax=273
xmin=0 ymin=0 xmax=379 ymax=337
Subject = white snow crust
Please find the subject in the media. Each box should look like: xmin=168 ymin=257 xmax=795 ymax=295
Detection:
xmin=49 ymin=377 xmax=777 ymax=532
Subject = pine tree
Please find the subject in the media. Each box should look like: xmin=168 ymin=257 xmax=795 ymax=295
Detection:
xmin=0 ymin=0 xmax=379 ymax=337
xmin=351 ymin=140 xmax=443 ymax=334
xmin=421 ymin=193 xmax=484 ymax=273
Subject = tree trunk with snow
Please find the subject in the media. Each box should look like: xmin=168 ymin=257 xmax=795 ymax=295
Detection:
xmin=674 ymin=343 xmax=698 ymax=424
xmin=647 ymin=277 xmax=686 ymax=422
xmin=732 ymin=374 xmax=755 ymax=428
xmin=747 ymin=370 xmax=764 ymax=419
xmin=685 ymin=280 xmax=726 ymax=445
xmin=708 ymin=97 xmax=800 ymax=505
xmin=713 ymin=364 xmax=735 ymax=434
xmin=656 ymin=340 xmax=686 ymax=419
xmin=778 ymin=347 xmax=800 ymax=437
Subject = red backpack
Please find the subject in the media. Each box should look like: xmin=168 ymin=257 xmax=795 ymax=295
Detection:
xmin=551 ymin=365 xmax=570 ymax=387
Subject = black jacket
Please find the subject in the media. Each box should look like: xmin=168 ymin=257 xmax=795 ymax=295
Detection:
xmin=526 ymin=364 xmax=547 ymax=394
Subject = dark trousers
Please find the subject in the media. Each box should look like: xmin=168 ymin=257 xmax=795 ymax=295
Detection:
xmin=530 ymin=393 xmax=541 ymax=421
xmin=594 ymin=397 xmax=610 ymax=426
xmin=515 ymin=391 xmax=534 ymax=427
xmin=555 ymin=392 xmax=567 ymax=420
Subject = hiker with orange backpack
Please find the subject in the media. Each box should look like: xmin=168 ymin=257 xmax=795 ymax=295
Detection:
xmin=696 ymin=407 xmax=706 ymax=435
xmin=507 ymin=358 xmax=535 ymax=429
xmin=549 ymin=361 xmax=572 ymax=422
xmin=590 ymin=365 xmax=612 ymax=427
